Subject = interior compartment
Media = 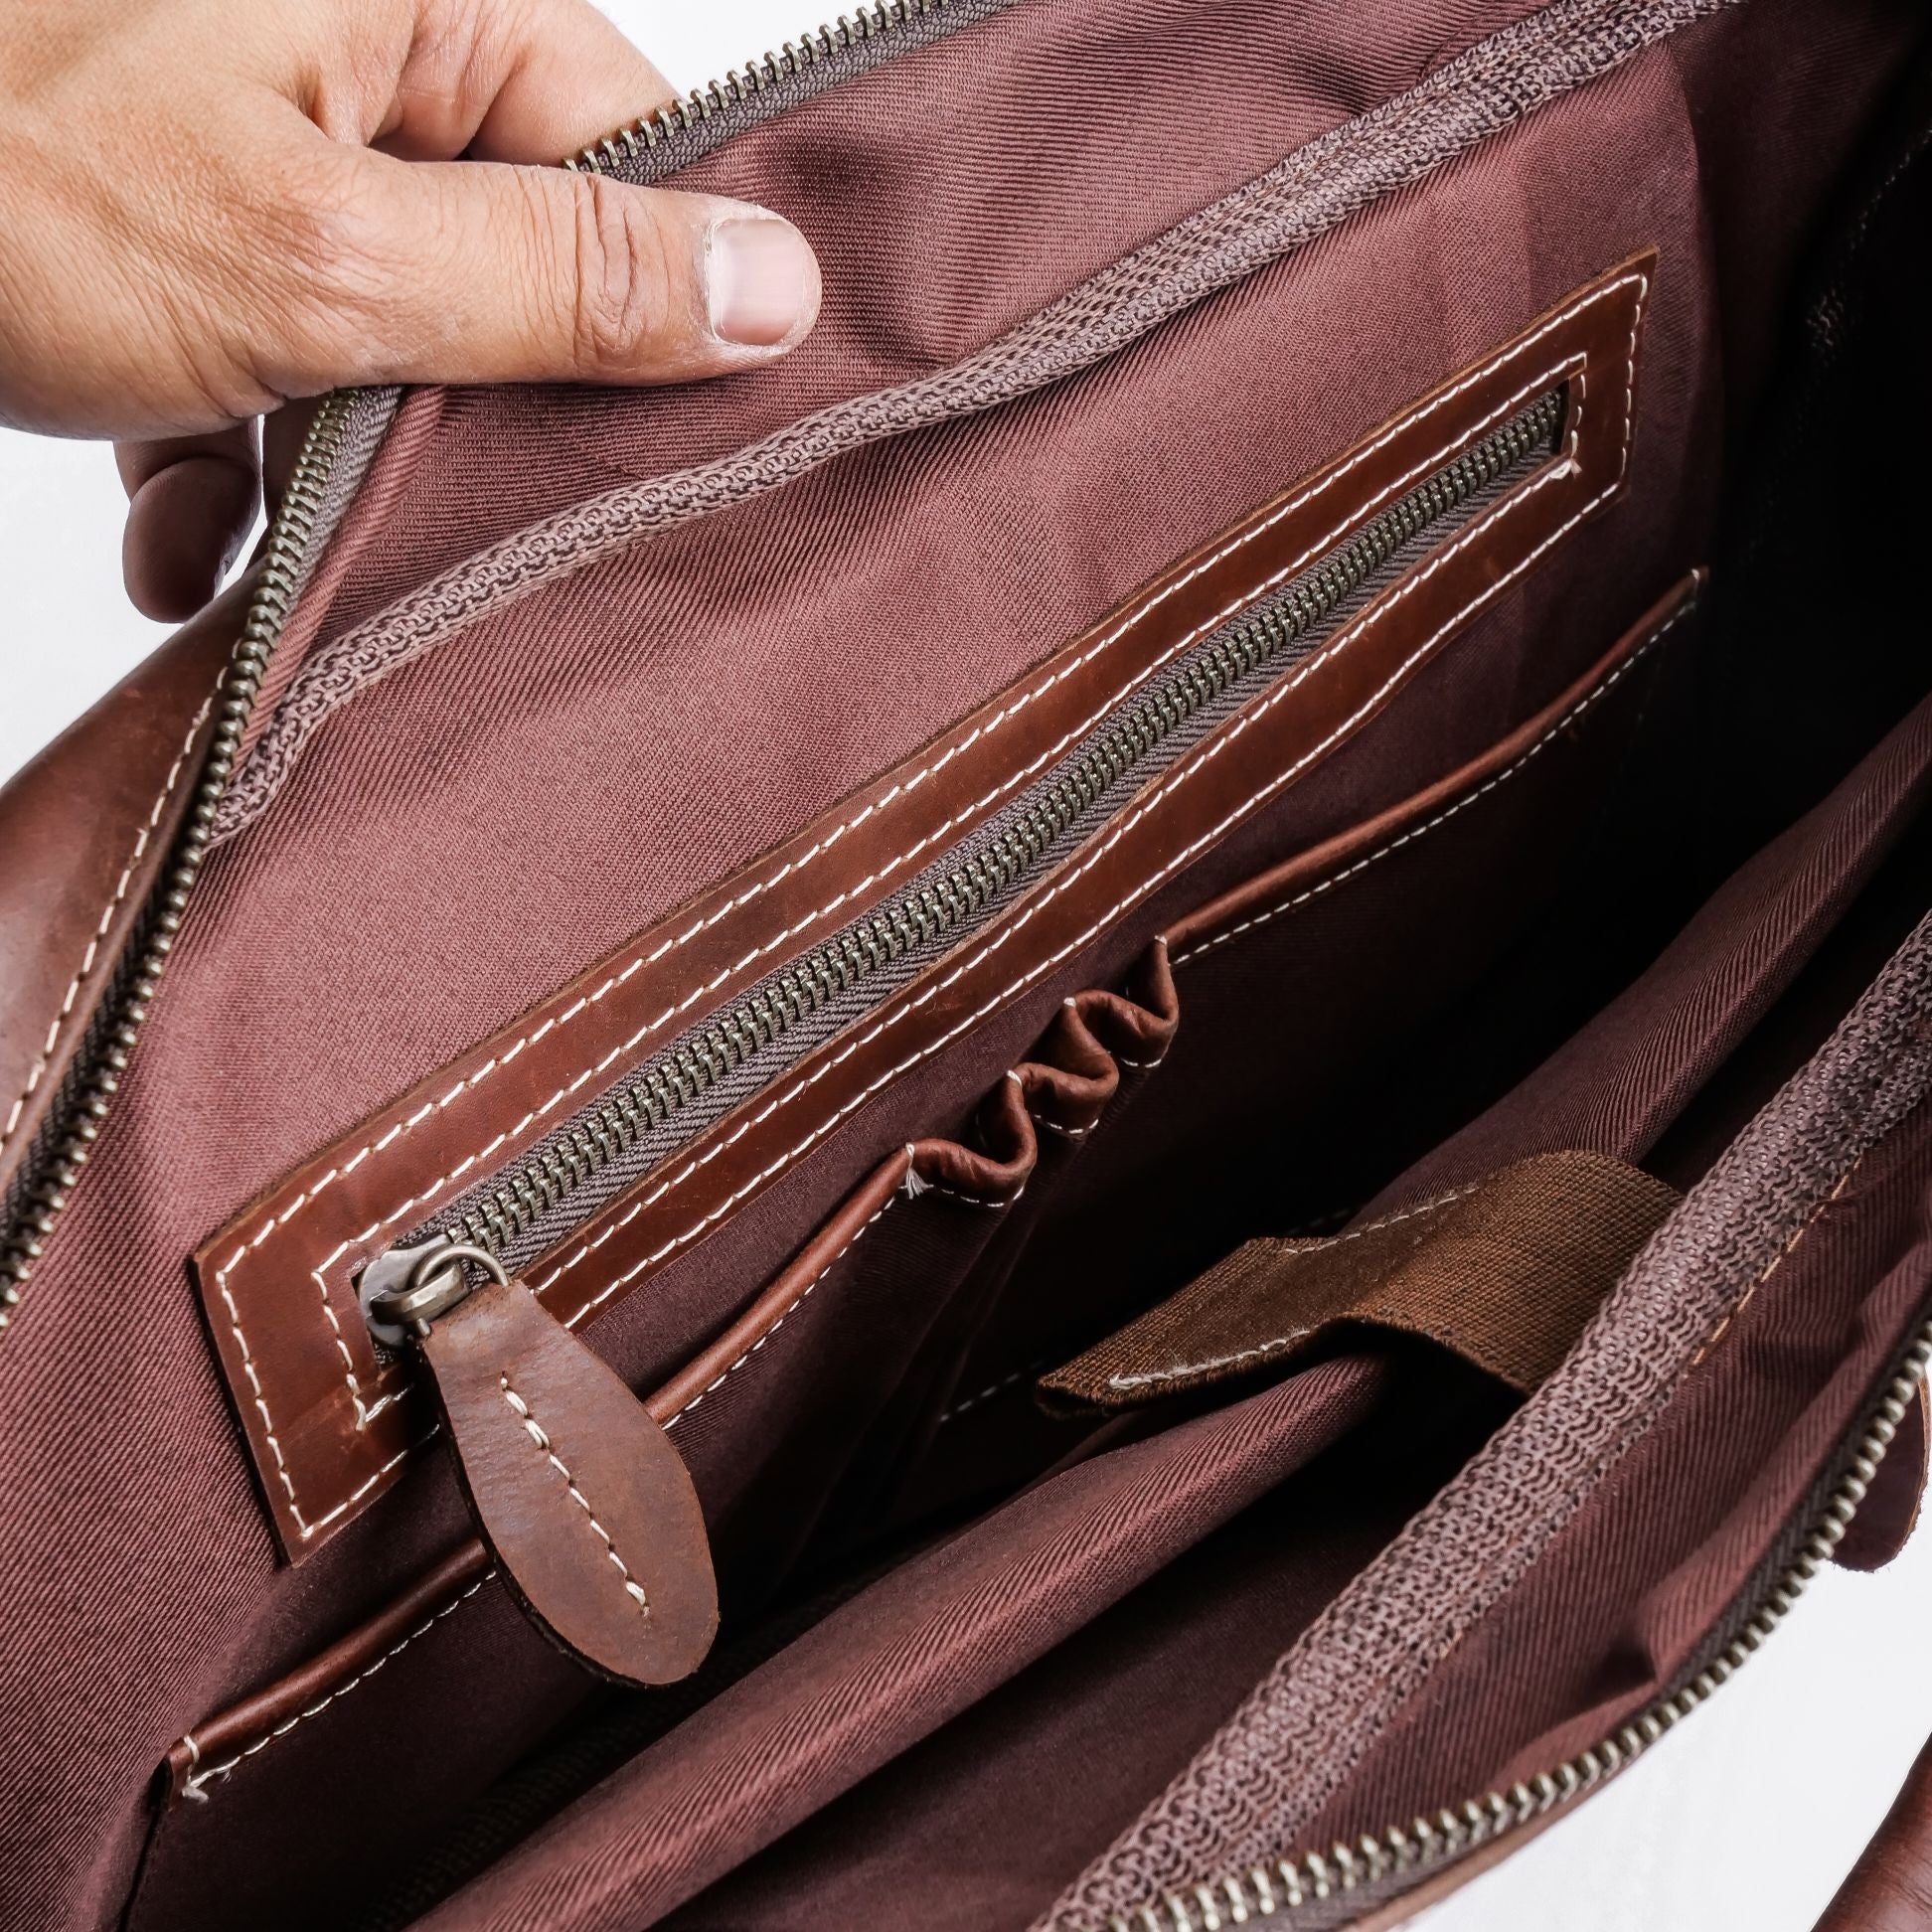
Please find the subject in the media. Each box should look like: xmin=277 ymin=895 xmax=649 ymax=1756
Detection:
xmin=17 ymin=4 xmax=1929 ymax=1930
xmin=137 ymin=601 xmax=1932 ymax=1932
xmin=907 ymin=575 xmax=1703 ymax=1521
xmin=410 ymin=1354 xmax=1515 ymax=1932
xmin=377 ymin=38 xmax=1932 ymax=1929
xmin=134 ymin=594 xmax=1680 ymax=1927
xmin=384 ymin=697 xmax=1932 ymax=1932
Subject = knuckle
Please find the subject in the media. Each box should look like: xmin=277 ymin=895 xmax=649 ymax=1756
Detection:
xmin=564 ymin=176 xmax=678 ymax=376
xmin=240 ymin=151 xmax=407 ymax=392
xmin=393 ymin=0 xmax=523 ymax=144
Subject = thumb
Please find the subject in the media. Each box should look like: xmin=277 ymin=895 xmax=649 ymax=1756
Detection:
xmin=259 ymin=146 xmax=822 ymax=396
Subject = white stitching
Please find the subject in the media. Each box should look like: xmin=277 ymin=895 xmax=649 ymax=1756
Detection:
xmin=1102 ymin=1179 xmax=1491 ymax=1387
xmin=937 ymin=1360 xmax=1046 ymax=1426
xmin=918 ymin=1179 xmax=1025 ymax=1209
xmin=242 ymin=270 xmax=1646 ymax=1530
xmin=314 ymin=1259 xmax=372 ymax=1427
xmin=183 ymin=1192 xmax=904 ymax=1800
xmin=1283 ymin=1178 xmax=1489 ymax=1241
xmin=1 ymin=695 xmax=212 ymax=1160
xmin=177 ymin=1574 xmax=491 ymax=1800
xmin=1172 ymin=576 xmax=1700 ymax=965
xmin=1109 ymin=1336 xmax=1309 ymax=1388
xmin=214 ymin=1215 xmax=431 ymax=1536
xmin=499 ymin=1378 xmax=648 ymax=1614
xmin=662 ymin=1195 xmax=895 ymax=1431
xmin=534 ymin=320 xmax=1633 ymax=1335
xmin=226 ymin=330 xmax=1593 ymax=1291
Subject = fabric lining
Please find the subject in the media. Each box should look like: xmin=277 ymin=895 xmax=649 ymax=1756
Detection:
xmin=211 ymin=0 xmax=1731 ymax=848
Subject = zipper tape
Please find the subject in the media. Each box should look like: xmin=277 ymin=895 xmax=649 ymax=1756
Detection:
xmin=1094 ymin=1314 xmax=1932 ymax=1931
xmin=366 ymin=390 xmax=1564 ymax=1295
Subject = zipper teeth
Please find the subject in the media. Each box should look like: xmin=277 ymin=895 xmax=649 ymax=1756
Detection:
xmin=565 ymin=0 xmax=952 ymax=173
xmin=1106 ymin=1319 xmax=1932 ymax=1932
xmin=438 ymin=390 xmax=1563 ymax=1264
xmin=0 ymin=394 xmax=356 ymax=1322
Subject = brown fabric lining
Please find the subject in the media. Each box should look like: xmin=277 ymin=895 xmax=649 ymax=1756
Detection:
xmin=193 ymin=252 xmax=1647 ymax=1564
xmin=210 ymin=0 xmax=1730 ymax=849
xmin=1041 ymin=1151 xmax=1680 ymax=1410
xmin=3 ymin=0 xmax=1918 ymax=1923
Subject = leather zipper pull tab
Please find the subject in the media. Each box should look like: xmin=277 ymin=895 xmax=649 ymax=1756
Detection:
xmin=364 ymin=1241 xmax=718 ymax=1686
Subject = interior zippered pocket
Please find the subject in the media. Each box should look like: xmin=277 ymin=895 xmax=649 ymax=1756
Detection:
xmin=194 ymin=257 xmax=1649 ymax=1579
xmin=360 ymin=387 xmax=1564 ymax=1325
xmin=313 ymin=388 xmax=1573 ymax=1685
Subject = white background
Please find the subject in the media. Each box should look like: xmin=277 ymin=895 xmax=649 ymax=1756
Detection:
xmin=3 ymin=4 xmax=1926 ymax=1924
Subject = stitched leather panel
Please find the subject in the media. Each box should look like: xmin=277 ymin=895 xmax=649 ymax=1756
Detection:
xmin=0 ymin=576 xmax=246 ymax=1288
xmin=195 ymin=254 xmax=1653 ymax=1560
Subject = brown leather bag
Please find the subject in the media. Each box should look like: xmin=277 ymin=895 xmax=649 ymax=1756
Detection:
xmin=5 ymin=1 xmax=1932 ymax=1926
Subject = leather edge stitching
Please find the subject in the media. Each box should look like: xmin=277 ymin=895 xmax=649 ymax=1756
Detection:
xmin=499 ymin=1377 xmax=651 ymax=1616
xmin=0 ymin=694 xmax=212 ymax=1163
xmin=179 ymin=1184 xmax=899 ymax=1794
xmin=224 ymin=267 xmax=1638 ymax=1280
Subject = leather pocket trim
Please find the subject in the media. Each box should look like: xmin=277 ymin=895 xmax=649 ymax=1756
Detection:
xmin=1165 ymin=569 xmax=1702 ymax=966
xmin=197 ymin=253 xmax=1653 ymax=1559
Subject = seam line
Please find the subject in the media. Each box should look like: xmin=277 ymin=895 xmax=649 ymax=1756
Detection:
xmin=662 ymin=1195 xmax=895 ymax=1430
xmin=499 ymin=1377 xmax=649 ymax=1615
xmin=1 ymin=695 xmax=212 ymax=1164
xmin=176 ymin=1575 xmax=490 ymax=1801
xmin=1172 ymin=579 xmax=1699 ymax=966
xmin=231 ymin=304 xmax=1606 ymax=1273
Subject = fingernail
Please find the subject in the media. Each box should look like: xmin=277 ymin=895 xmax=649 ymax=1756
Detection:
xmin=707 ymin=217 xmax=817 ymax=348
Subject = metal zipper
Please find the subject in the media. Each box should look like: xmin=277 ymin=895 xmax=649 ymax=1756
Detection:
xmin=361 ymin=387 xmax=1564 ymax=1311
xmin=0 ymin=392 xmax=356 ymax=1323
xmin=1103 ymin=1317 xmax=1932 ymax=1931
xmin=564 ymin=0 xmax=957 ymax=174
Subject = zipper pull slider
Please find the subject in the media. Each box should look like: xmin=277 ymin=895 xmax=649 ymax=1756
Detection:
xmin=363 ymin=1240 xmax=718 ymax=1686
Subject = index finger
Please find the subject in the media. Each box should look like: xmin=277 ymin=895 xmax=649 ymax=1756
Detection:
xmin=369 ymin=0 xmax=676 ymax=164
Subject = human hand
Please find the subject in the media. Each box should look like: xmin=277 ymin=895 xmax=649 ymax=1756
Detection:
xmin=0 ymin=0 xmax=823 ymax=619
